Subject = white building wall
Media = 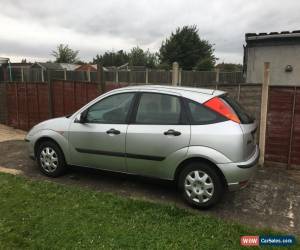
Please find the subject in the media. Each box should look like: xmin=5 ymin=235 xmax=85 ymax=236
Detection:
xmin=246 ymin=45 xmax=300 ymax=85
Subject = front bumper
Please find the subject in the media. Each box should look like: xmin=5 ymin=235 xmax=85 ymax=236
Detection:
xmin=24 ymin=136 xmax=35 ymax=160
xmin=217 ymin=145 xmax=259 ymax=191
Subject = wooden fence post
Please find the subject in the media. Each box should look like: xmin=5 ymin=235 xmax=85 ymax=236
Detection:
xmin=259 ymin=62 xmax=270 ymax=166
xmin=172 ymin=62 xmax=179 ymax=86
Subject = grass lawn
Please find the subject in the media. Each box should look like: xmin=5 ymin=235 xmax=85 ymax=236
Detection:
xmin=0 ymin=173 xmax=297 ymax=249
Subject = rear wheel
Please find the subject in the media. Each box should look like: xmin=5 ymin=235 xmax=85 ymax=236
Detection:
xmin=178 ymin=162 xmax=224 ymax=208
xmin=36 ymin=141 xmax=66 ymax=177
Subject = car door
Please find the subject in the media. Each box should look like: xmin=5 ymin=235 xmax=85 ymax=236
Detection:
xmin=126 ymin=92 xmax=190 ymax=178
xmin=68 ymin=92 xmax=136 ymax=172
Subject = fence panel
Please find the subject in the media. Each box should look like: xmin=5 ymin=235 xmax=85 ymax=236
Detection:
xmin=265 ymin=87 xmax=294 ymax=165
xmin=291 ymin=88 xmax=300 ymax=166
xmin=181 ymin=71 xmax=217 ymax=86
xmin=6 ymin=82 xmax=49 ymax=130
xmin=0 ymin=83 xmax=7 ymax=124
xmin=6 ymin=84 xmax=18 ymax=128
xmin=148 ymin=70 xmax=172 ymax=84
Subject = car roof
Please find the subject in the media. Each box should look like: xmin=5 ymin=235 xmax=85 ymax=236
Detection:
xmin=108 ymin=85 xmax=226 ymax=103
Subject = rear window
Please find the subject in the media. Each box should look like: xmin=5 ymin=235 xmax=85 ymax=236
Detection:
xmin=221 ymin=95 xmax=254 ymax=124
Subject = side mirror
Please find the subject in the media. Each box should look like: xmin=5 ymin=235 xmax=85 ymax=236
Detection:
xmin=76 ymin=110 xmax=88 ymax=123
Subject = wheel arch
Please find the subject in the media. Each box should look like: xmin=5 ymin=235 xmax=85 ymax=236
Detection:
xmin=34 ymin=136 xmax=66 ymax=161
xmin=174 ymin=157 xmax=228 ymax=189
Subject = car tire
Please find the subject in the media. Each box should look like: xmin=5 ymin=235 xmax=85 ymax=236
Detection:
xmin=36 ymin=141 xmax=66 ymax=177
xmin=178 ymin=162 xmax=224 ymax=209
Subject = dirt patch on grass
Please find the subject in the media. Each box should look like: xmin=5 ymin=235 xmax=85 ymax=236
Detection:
xmin=0 ymin=124 xmax=26 ymax=142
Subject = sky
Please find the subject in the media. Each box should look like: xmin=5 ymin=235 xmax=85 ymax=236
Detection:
xmin=1 ymin=0 xmax=300 ymax=64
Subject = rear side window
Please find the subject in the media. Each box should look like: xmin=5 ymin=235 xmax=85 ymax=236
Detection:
xmin=220 ymin=95 xmax=254 ymax=124
xmin=135 ymin=93 xmax=182 ymax=124
xmin=187 ymin=100 xmax=226 ymax=125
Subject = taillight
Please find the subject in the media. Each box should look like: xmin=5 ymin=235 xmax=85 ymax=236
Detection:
xmin=204 ymin=97 xmax=240 ymax=123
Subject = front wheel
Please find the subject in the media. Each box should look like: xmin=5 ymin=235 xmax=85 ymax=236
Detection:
xmin=178 ymin=162 xmax=224 ymax=209
xmin=37 ymin=141 xmax=66 ymax=177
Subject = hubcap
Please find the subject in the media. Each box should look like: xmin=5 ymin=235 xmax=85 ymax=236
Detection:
xmin=40 ymin=147 xmax=58 ymax=173
xmin=184 ymin=170 xmax=214 ymax=203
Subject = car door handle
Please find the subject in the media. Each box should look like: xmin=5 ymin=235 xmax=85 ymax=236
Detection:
xmin=106 ymin=128 xmax=121 ymax=135
xmin=163 ymin=129 xmax=181 ymax=136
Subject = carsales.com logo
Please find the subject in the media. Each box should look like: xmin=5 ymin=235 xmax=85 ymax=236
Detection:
xmin=240 ymin=235 xmax=296 ymax=247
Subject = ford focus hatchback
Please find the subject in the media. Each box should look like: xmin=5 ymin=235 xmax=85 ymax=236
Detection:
xmin=25 ymin=85 xmax=259 ymax=208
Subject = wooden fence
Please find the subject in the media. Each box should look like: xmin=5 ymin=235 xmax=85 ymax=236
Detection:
xmin=0 ymin=81 xmax=261 ymax=132
xmin=1 ymin=67 xmax=244 ymax=86
xmin=3 ymin=81 xmax=105 ymax=130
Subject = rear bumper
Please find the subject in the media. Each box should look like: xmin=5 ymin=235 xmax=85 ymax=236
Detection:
xmin=217 ymin=145 xmax=259 ymax=191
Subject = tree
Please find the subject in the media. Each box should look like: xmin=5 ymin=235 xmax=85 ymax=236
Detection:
xmin=93 ymin=50 xmax=129 ymax=67
xmin=93 ymin=47 xmax=158 ymax=68
xmin=216 ymin=63 xmax=243 ymax=72
xmin=159 ymin=25 xmax=216 ymax=70
xmin=51 ymin=44 xmax=79 ymax=63
xmin=128 ymin=46 xmax=158 ymax=68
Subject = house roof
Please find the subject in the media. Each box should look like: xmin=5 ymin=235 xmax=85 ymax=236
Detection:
xmin=245 ymin=30 xmax=300 ymax=47
xmin=32 ymin=62 xmax=63 ymax=70
xmin=60 ymin=63 xmax=80 ymax=71
xmin=31 ymin=62 xmax=80 ymax=70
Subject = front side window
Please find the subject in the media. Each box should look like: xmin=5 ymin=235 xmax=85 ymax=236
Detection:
xmin=86 ymin=93 xmax=135 ymax=124
xmin=135 ymin=93 xmax=182 ymax=124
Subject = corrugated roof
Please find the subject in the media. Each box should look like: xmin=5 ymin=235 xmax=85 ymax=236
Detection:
xmin=245 ymin=30 xmax=300 ymax=47
xmin=246 ymin=30 xmax=300 ymax=40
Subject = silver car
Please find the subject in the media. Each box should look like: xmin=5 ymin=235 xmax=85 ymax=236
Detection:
xmin=25 ymin=85 xmax=259 ymax=208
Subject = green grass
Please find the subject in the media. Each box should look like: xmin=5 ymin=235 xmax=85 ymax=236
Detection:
xmin=0 ymin=173 xmax=297 ymax=250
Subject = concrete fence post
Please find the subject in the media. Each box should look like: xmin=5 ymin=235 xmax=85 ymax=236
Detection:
xmin=21 ymin=67 xmax=24 ymax=82
xmin=259 ymin=62 xmax=270 ymax=166
xmin=97 ymin=64 xmax=105 ymax=93
xmin=215 ymin=68 xmax=220 ymax=84
xmin=115 ymin=69 xmax=119 ymax=84
xmin=87 ymin=69 xmax=91 ymax=82
xmin=41 ymin=68 xmax=44 ymax=82
xmin=145 ymin=68 xmax=149 ymax=84
xmin=64 ymin=69 xmax=67 ymax=81
xmin=172 ymin=62 xmax=179 ymax=86
xmin=178 ymin=68 xmax=182 ymax=86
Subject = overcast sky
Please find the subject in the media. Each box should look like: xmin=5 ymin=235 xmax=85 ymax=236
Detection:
xmin=1 ymin=0 xmax=300 ymax=64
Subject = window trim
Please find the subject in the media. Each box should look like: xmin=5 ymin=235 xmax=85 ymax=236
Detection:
xmin=82 ymin=92 xmax=138 ymax=125
xmin=183 ymin=98 xmax=227 ymax=125
xmin=129 ymin=92 xmax=189 ymax=125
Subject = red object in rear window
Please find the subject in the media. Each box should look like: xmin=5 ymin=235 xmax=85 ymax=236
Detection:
xmin=204 ymin=97 xmax=240 ymax=123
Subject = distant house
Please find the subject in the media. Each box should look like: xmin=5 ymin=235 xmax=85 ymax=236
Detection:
xmin=75 ymin=64 xmax=97 ymax=72
xmin=31 ymin=62 xmax=79 ymax=71
xmin=244 ymin=30 xmax=300 ymax=85
xmin=0 ymin=62 xmax=32 ymax=81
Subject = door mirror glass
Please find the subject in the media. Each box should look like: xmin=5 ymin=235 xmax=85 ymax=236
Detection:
xmin=75 ymin=110 xmax=88 ymax=123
